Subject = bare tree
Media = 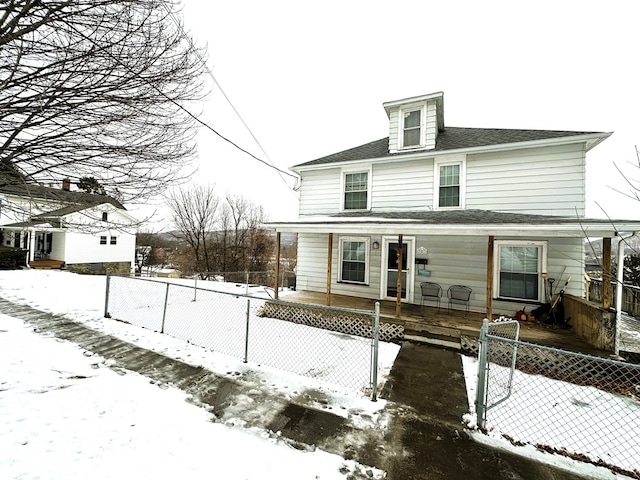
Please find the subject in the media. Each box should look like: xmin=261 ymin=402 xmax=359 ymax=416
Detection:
xmin=167 ymin=187 xmax=273 ymax=277
xmin=0 ymin=0 xmax=207 ymax=214
xmin=166 ymin=184 xmax=219 ymax=276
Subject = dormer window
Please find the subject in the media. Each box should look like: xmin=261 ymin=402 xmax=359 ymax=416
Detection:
xmin=403 ymin=110 xmax=422 ymax=147
xmin=101 ymin=212 xmax=108 ymax=222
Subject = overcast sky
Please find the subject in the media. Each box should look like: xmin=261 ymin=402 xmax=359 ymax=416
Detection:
xmin=137 ymin=0 xmax=640 ymax=226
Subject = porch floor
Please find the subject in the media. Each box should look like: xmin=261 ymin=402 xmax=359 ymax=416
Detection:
xmin=281 ymin=290 xmax=614 ymax=358
xmin=29 ymin=259 xmax=65 ymax=269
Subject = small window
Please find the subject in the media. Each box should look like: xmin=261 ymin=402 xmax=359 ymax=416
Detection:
xmin=110 ymin=236 xmax=117 ymax=245
xmin=99 ymin=236 xmax=107 ymax=245
xmin=102 ymin=212 xmax=108 ymax=221
xmin=343 ymin=172 xmax=368 ymax=210
xmin=494 ymin=241 xmax=547 ymax=302
xmin=402 ymin=109 xmax=422 ymax=147
xmin=339 ymin=237 xmax=369 ymax=284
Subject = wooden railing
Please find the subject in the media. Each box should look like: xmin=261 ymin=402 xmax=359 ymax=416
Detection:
xmin=587 ymin=278 xmax=640 ymax=318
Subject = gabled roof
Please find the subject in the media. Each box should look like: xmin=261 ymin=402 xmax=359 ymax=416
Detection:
xmin=0 ymin=182 xmax=125 ymax=210
xmin=293 ymin=127 xmax=610 ymax=169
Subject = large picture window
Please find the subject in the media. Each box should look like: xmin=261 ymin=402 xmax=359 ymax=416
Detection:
xmin=495 ymin=241 xmax=547 ymax=301
xmin=339 ymin=237 xmax=369 ymax=284
xmin=343 ymin=171 xmax=369 ymax=210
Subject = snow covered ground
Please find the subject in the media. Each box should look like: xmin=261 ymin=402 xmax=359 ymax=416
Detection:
xmin=1 ymin=269 xmax=637 ymax=479
xmin=0 ymin=270 xmax=392 ymax=479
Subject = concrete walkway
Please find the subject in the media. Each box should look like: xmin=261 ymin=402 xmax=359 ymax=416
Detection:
xmin=1 ymin=298 xmax=599 ymax=480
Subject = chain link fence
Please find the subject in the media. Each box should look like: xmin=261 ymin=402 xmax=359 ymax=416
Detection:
xmin=475 ymin=319 xmax=640 ymax=479
xmin=104 ymin=274 xmax=390 ymax=399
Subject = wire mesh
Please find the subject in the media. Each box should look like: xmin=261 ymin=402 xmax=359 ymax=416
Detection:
xmin=481 ymin=331 xmax=640 ymax=478
xmin=104 ymin=275 xmax=382 ymax=395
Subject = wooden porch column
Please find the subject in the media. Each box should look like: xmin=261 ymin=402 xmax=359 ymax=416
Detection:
xmin=486 ymin=235 xmax=494 ymax=320
xmin=273 ymin=232 xmax=281 ymax=300
xmin=326 ymin=233 xmax=333 ymax=306
xmin=396 ymin=233 xmax=403 ymax=318
xmin=602 ymin=237 xmax=612 ymax=309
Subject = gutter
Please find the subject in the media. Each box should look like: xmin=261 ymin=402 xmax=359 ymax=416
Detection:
xmin=615 ymin=231 xmax=639 ymax=356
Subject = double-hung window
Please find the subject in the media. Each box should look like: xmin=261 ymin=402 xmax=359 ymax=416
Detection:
xmin=495 ymin=241 xmax=547 ymax=302
xmin=402 ymin=109 xmax=422 ymax=147
xmin=339 ymin=237 xmax=369 ymax=284
xmin=99 ymin=235 xmax=107 ymax=245
xmin=434 ymin=159 xmax=464 ymax=209
xmin=343 ymin=171 xmax=369 ymax=210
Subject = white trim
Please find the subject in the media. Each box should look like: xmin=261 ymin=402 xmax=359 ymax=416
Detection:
xmin=337 ymin=236 xmax=370 ymax=285
xmin=380 ymin=235 xmax=415 ymax=301
xmin=434 ymin=156 xmax=466 ymax=210
xmin=340 ymin=165 xmax=372 ymax=211
xmin=493 ymin=240 xmax=548 ymax=302
xmin=399 ymin=103 xmax=426 ymax=150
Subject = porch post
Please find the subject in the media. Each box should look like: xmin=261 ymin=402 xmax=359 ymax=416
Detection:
xmin=326 ymin=233 xmax=333 ymax=306
xmin=602 ymin=237 xmax=612 ymax=310
xmin=28 ymin=229 xmax=36 ymax=262
xmin=273 ymin=232 xmax=281 ymax=300
xmin=486 ymin=235 xmax=494 ymax=320
xmin=396 ymin=233 xmax=403 ymax=318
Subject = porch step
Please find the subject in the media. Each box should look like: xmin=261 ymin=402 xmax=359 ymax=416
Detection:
xmin=29 ymin=260 xmax=65 ymax=270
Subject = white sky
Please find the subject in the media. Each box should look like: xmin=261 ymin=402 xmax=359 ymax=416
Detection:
xmin=132 ymin=0 xmax=640 ymax=227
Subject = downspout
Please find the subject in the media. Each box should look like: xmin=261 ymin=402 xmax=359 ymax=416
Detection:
xmin=615 ymin=231 xmax=639 ymax=356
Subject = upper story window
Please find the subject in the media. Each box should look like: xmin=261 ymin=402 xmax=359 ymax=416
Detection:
xmin=494 ymin=241 xmax=547 ymax=302
xmin=343 ymin=171 xmax=369 ymax=210
xmin=110 ymin=236 xmax=117 ymax=245
xmin=434 ymin=158 xmax=465 ymax=209
xmin=403 ymin=110 xmax=422 ymax=147
xmin=101 ymin=212 xmax=108 ymax=222
xmin=99 ymin=235 xmax=107 ymax=245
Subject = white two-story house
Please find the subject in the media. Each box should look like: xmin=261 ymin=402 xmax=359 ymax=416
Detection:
xmin=268 ymin=92 xmax=640 ymax=323
xmin=0 ymin=177 xmax=138 ymax=274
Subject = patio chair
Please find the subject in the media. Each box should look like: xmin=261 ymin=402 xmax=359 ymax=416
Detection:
xmin=447 ymin=285 xmax=472 ymax=314
xmin=420 ymin=281 xmax=442 ymax=309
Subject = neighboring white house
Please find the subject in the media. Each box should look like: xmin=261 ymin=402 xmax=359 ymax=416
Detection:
xmin=267 ymin=91 xmax=640 ymax=319
xmin=0 ymin=178 xmax=137 ymax=274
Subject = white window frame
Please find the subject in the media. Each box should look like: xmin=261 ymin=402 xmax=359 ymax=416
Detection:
xmin=99 ymin=235 xmax=107 ymax=245
xmin=340 ymin=166 xmax=372 ymax=211
xmin=434 ymin=157 xmax=466 ymax=209
xmin=338 ymin=236 xmax=370 ymax=285
xmin=493 ymin=240 xmax=548 ymax=302
xmin=399 ymin=103 xmax=426 ymax=149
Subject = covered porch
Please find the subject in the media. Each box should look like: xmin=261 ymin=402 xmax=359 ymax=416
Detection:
xmin=281 ymin=290 xmax=617 ymax=359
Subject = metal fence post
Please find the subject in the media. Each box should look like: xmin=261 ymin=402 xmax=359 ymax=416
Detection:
xmin=370 ymin=302 xmax=381 ymax=401
xmin=475 ymin=318 xmax=490 ymax=430
xmin=161 ymin=282 xmax=170 ymax=334
xmin=244 ymin=298 xmax=251 ymax=363
xmin=104 ymin=271 xmax=111 ymax=318
xmin=193 ymin=275 xmax=198 ymax=302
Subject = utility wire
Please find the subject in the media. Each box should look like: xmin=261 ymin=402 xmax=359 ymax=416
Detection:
xmin=164 ymin=6 xmax=300 ymax=191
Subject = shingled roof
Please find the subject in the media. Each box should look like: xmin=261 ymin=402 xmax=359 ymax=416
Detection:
xmin=0 ymin=182 xmax=125 ymax=210
xmin=293 ymin=127 xmax=604 ymax=168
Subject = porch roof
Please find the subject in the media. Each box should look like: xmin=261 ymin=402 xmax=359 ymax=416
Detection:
xmin=266 ymin=209 xmax=640 ymax=238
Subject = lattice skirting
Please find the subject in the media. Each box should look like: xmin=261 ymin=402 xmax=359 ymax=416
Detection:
xmin=258 ymin=302 xmax=404 ymax=342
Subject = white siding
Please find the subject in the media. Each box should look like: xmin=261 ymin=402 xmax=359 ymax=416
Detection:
xmin=425 ymin=101 xmax=437 ymax=149
xmin=63 ymin=230 xmax=135 ymax=264
xmin=388 ymin=109 xmax=399 ymax=153
xmin=297 ymin=232 xmax=584 ymax=314
xmin=466 ymin=143 xmax=587 ymax=215
xmin=298 ymin=168 xmax=341 ymax=216
xmin=372 ymin=159 xmax=433 ymax=210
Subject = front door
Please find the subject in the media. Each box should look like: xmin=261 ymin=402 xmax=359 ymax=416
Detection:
xmin=381 ymin=236 xmax=415 ymax=301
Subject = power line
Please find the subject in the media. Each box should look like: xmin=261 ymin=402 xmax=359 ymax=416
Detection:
xmin=164 ymin=6 xmax=299 ymax=191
